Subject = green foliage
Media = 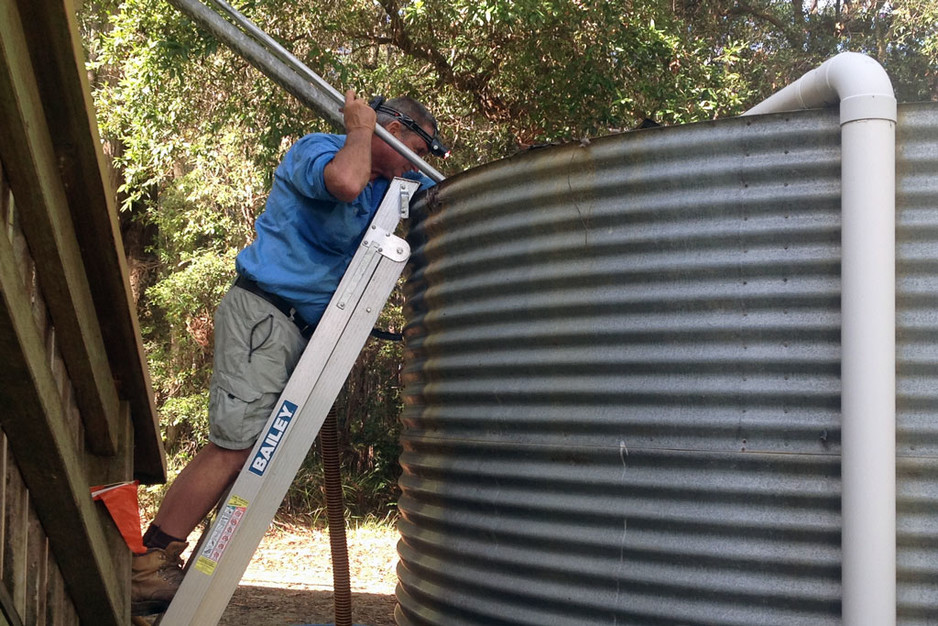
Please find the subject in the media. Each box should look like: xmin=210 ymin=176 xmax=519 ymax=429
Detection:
xmin=159 ymin=391 xmax=211 ymax=455
xmin=80 ymin=0 xmax=937 ymax=525
xmin=144 ymin=249 xmax=234 ymax=411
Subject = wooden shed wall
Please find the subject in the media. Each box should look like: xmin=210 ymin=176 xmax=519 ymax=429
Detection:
xmin=0 ymin=0 xmax=167 ymax=624
xmin=1 ymin=169 xmax=80 ymax=626
xmin=2 ymin=437 xmax=79 ymax=626
xmin=1 ymin=165 xmax=134 ymax=625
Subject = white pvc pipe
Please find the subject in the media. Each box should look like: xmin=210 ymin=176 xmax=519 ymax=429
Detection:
xmin=744 ymin=52 xmax=897 ymax=626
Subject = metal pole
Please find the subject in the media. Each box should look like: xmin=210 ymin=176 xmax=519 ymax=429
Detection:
xmin=167 ymin=0 xmax=446 ymax=182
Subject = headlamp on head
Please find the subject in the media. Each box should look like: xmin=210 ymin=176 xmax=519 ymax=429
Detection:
xmin=369 ymin=96 xmax=450 ymax=159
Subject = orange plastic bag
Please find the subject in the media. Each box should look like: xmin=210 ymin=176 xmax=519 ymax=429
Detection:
xmin=91 ymin=480 xmax=146 ymax=554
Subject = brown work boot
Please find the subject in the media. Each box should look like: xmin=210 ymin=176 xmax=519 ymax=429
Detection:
xmin=131 ymin=541 xmax=187 ymax=615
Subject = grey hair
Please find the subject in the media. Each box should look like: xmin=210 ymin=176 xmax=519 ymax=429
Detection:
xmin=376 ymin=96 xmax=438 ymax=134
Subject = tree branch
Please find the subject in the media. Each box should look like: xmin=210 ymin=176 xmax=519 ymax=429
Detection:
xmin=375 ymin=0 xmax=456 ymax=84
xmin=729 ymin=0 xmax=803 ymax=47
xmin=359 ymin=2 xmax=510 ymax=121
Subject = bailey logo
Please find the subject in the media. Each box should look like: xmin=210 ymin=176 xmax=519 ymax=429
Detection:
xmin=248 ymin=400 xmax=297 ymax=476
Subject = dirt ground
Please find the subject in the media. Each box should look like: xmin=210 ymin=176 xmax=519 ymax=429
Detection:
xmin=221 ymin=586 xmax=397 ymax=626
xmin=149 ymin=522 xmax=400 ymax=625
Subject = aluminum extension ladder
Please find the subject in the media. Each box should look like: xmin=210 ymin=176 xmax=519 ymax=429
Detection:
xmin=158 ymin=177 xmax=420 ymax=625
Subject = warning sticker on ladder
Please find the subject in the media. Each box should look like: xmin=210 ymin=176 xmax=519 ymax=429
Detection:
xmin=194 ymin=495 xmax=249 ymax=575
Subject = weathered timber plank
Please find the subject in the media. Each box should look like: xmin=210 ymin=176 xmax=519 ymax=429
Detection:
xmin=13 ymin=0 xmax=166 ymax=481
xmin=0 ymin=438 xmax=23 ymax=626
xmin=44 ymin=561 xmax=73 ymax=626
xmin=0 ymin=0 xmax=118 ymax=456
xmin=87 ymin=402 xmax=134 ymax=487
xmin=87 ymin=402 xmax=134 ymax=626
xmin=0 ymin=164 xmax=11 ymax=241
xmin=0 ymin=436 xmax=5 ymax=582
xmin=26 ymin=502 xmax=48 ymax=626
xmin=0 ymin=431 xmax=22 ymax=626
xmin=7 ymin=218 xmax=30 ymax=316
xmin=0 ymin=579 xmax=22 ymax=626
xmin=2 ymin=455 xmax=26 ymax=618
xmin=0 ymin=211 xmax=126 ymax=624
xmin=43 ymin=565 xmax=58 ymax=626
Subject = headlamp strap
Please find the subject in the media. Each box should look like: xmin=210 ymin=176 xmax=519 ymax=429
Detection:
xmin=368 ymin=95 xmax=450 ymax=158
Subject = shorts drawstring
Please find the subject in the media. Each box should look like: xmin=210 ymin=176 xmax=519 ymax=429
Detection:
xmin=247 ymin=314 xmax=273 ymax=363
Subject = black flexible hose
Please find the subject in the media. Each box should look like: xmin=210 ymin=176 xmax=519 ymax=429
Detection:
xmin=320 ymin=406 xmax=352 ymax=626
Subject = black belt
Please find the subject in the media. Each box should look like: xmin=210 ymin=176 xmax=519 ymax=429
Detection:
xmin=234 ymin=275 xmax=315 ymax=339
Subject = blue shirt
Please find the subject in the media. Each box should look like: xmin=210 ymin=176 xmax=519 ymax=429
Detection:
xmin=236 ymin=133 xmax=434 ymax=326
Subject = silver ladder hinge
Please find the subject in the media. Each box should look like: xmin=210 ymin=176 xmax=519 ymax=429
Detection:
xmin=336 ymin=226 xmax=409 ymax=310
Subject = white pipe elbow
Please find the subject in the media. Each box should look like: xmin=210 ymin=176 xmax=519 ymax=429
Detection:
xmin=744 ymin=52 xmax=896 ymax=124
xmin=824 ymin=52 xmax=897 ymax=123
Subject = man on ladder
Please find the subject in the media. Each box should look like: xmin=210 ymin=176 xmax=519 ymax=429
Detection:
xmin=130 ymin=88 xmax=447 ymax=616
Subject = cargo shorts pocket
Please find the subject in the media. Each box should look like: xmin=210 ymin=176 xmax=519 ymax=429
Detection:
xmin=208 ymin=380 xmax=279 ymax=449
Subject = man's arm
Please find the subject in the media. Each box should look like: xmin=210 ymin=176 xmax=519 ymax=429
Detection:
xmin=324 ymin=89 xmax=376 ymax=202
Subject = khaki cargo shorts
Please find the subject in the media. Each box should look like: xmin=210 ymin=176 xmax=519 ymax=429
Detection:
xmin=208 ymin=285 xmax=308 ymax=449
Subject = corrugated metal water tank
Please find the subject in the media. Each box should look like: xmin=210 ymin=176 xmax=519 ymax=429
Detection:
xmin=396 ymin=104 xmax=938 ymax=625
